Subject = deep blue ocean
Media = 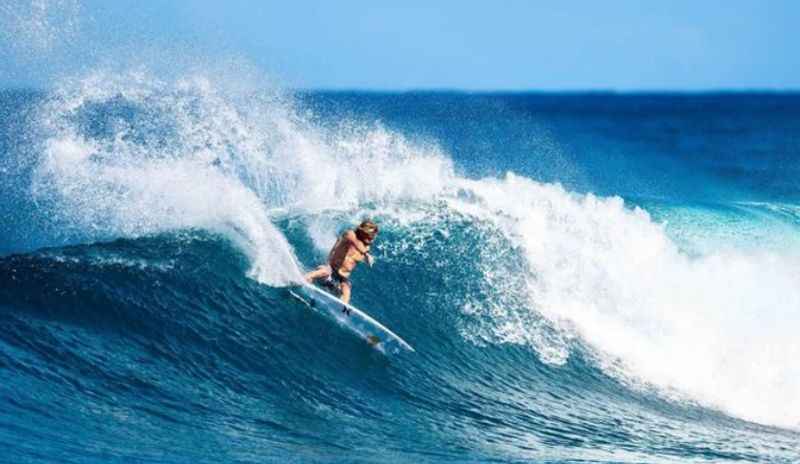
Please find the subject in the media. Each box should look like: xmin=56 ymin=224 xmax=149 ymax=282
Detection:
xmin=1 ymin=76 xmax=800 ymax=463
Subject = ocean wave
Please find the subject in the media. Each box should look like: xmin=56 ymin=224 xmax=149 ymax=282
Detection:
xmin=9 ymin=68 xmax=800 ymax=429
xmin=1 ymin=68 xmax=799 ymax=462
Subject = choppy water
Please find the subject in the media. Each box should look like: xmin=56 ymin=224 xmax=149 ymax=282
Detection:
xmin=1 ymin=73 xmax=800 ymax=463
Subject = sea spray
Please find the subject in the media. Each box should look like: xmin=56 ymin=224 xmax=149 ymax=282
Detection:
xmin=30 ymin=70 xmax=304 ymax=285
xmin=19 ymin=67 xmax=800 ymax=430
xmin=28 ymin=68 xmax=454 ymax=285
xmin=446 ymin=173 xmax=800 ymax=429
xmin=0 ymin=0 xmax=80 ymax=55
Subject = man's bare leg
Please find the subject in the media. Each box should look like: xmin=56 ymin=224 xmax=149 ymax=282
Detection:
xmin=340 ymin=281 xmax=352 ymax=305
xmin=304 ymin=265 xmax=331 ymax=284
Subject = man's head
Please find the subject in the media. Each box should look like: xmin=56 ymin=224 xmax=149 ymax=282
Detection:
xmin=355 ymin=219 xmax=379 ymax=243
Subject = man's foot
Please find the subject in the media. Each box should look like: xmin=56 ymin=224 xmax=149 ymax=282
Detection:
xmin=341 ymin=306 xmax=351 ymax=316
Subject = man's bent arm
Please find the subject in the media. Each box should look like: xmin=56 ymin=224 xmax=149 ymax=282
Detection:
xmin=344 ymin=230 xmax=369 ymax=254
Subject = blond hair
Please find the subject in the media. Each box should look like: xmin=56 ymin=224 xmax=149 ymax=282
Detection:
xmin=356 ymin=220 xmax=379 ymax=240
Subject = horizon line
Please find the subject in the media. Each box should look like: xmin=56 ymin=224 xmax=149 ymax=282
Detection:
xmin=3 ymin=85 xmax=800 ymax=95
xmin=296 ymin=87 xmax=800 ymax=95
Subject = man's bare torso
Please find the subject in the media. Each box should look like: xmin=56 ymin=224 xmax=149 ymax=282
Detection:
xmin=328 ymin=233 xmax=369 ymax=278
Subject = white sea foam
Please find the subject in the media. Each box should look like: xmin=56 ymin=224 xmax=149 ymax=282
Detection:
xmin=31 ymin=67 xmax=800 ymax=430
xmin=32 ymin=68 xmax=452 ymax=286
xmin=32 ymin=70 xmax=306 ymax=285
xmin=446 ymin=173 xmax=800 ymax=430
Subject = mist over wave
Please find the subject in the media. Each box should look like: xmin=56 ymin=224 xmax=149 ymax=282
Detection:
xmin=0 ymin=0 xmax=80 ymax=55
xmin=21 ymin=69 xmax=452 ymax=286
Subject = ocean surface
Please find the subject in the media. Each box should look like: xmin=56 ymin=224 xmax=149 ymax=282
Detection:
xmin=1 ymin=77 xmax=800 ymax=463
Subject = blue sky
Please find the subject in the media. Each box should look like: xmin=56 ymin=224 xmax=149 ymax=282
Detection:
xmin=1 ymin=0 xmax=798 ymax=90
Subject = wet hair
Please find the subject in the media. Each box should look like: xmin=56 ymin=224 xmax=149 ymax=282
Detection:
xmin=355 ymin=220 xmax=379 ymax=241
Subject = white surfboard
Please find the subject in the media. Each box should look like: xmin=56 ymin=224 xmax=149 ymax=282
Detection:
xmin=289 ymin=283 xmax=414 ymax=354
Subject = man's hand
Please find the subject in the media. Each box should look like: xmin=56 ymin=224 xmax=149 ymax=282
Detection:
xmin=366 ymin=254 xmax=375 ymax=267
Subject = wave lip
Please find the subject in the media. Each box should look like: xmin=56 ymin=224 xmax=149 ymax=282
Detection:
xmin=446 ymin=173 xmax=800 ymax=430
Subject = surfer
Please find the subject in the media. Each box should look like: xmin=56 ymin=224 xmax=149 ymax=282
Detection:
xmin=304 ymin=220 xmax=379 ymax=307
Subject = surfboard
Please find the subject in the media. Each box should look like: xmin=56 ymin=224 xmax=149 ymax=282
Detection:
xmin=289 ymin=283 xmax=415 ymax=354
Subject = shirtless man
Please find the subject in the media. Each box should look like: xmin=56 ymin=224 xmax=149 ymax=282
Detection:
xmin=304 ymin=220 xmax=379 ymax=307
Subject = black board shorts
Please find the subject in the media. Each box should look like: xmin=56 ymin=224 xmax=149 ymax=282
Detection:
xmin=331 ymin=268 xmax=351 ymax=286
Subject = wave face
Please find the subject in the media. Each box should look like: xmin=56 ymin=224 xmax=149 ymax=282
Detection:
xmin=2 ymin=76 xmax=800 ymax=463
